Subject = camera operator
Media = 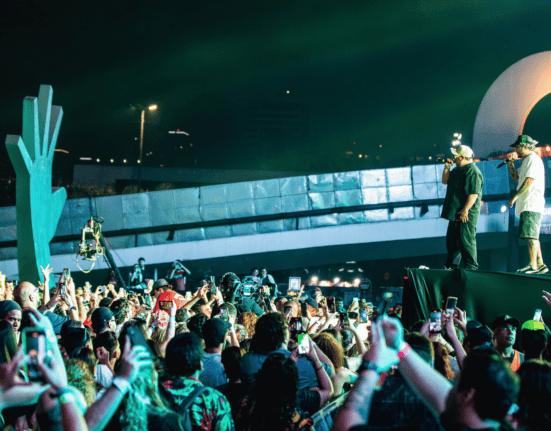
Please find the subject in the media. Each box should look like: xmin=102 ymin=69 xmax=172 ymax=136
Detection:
xmin=221 ymin=273 xmax=265 ymax=317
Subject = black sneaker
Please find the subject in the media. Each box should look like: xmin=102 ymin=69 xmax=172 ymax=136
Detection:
xmin=517 ymin=265 xmax=538 ymax=274
xmin=538 ymin=264 xmax=549 ymax=274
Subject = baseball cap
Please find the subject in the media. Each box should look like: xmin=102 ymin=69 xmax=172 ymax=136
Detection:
xmin=305 ymin=297 xmax=319 ymax=311
xmin=202 ymin=318 xmax=231 ymax=346
xmin=451 ymin=145 xmax=474 ymax=159
xmin=491 ymin=315 xmax=520 ymax=331
xmin=511 ymin=135 xmax=537 ymax=149
xmin=152 ymin=279 xmax=170 ymax=291
xmin=91 ymin=307 xmax=114 ymax=333
xmin=521 ymin=320 xmax=545 ymax=331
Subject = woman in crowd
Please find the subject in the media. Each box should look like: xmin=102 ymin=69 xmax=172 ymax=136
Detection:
xmin=313 ymin=332 xmax=357 ymax=397
xmin=236 ymin=311 xmax=258 ymax=340
xmin=432 ymin=341 xmax=455 ymax=381
xmin=0 ymin=300 xmax=22 ymax=340
xmin=234 ymin=353 xmax=313 ymax=431
xmin=0 ymin=321 xmax=17 ymax=365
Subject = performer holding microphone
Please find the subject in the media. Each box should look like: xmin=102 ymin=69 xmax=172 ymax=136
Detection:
xmin=506 ymin=135 xmax=548 ymax=274
xmin=441 ymin=144 xmax=484 ymax=270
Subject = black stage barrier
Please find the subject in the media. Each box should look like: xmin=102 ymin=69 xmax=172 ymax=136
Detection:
xmin=402 ymin=268 xmax=551 ymax=330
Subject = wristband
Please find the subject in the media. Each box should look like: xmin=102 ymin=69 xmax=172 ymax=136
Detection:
xmin=113 ymin=377 xmax=132 ymax=395
xmin=397 ymin=343 xmax=411 ymax=360
xmin=52 ymin=387 xmax=73 ymax=398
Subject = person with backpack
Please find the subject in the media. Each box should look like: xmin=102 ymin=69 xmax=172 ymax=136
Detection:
xmin=163 ymin=333 xmax=235 ymax=431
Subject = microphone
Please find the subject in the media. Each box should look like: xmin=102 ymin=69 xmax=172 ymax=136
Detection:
xmin=497 ymin=159 xmax=512 ymax=169
xmin=436 ymin=158 xmax=447 ymax=163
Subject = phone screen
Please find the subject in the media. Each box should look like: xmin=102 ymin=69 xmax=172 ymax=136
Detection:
xmin=534 ymin=309 xmax=542 ymax=321
xmin=445 ymin=297 xmax=457 ymax=315
xmin=159 ymin=301 xmax=171 ymax=311
xmin=359 ymin=309 xmax=368 ymax=323
xmin=290 ymin=317 xmax=304 ymax=336
xmin=429 ymin=309 xmax=442 ymax=333
xmin=339 ymin=312 xmax=350 ymax=327
xmin=297 ymin=333 xmax=309 ymax=355
xmin=220 ymin=308 xmax=229 ymax=321
xmin=327 ymin=297 xmax=335 ymax=313
xmin=100 ymin=286 xmax=106 ymax=292
xmin=288 ymin=277 xmax=301 ymax=293
xmin=24 ymin=329 xmax=46 ymax=382
xmin=126 ymin=326 xmax=152 ymax=357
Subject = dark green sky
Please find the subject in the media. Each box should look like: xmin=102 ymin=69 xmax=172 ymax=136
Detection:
xmin=1 ymin=0 xmax=551 ymax=175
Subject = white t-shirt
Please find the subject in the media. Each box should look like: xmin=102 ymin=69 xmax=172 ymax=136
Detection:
xmin=516 ymin=152 xmax=545 ymax=216
xmin=95 ymin=363 xmax=114 ymax=390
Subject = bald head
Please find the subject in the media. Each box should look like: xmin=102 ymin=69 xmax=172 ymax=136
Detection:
xmin=14 ymin=282 xmax=39 ymax=309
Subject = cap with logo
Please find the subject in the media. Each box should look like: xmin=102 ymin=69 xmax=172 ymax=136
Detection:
xmin=491 ymin=315 xmax=520 ymax=330
xmin=451 ymin=145 xmax=474 ymax=159
xmin=511 ymin=135 xmax=537 ymax=149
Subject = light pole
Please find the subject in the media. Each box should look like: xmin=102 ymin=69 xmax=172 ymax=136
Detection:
xmin=137 ymin=104 xmax=157 ymax=193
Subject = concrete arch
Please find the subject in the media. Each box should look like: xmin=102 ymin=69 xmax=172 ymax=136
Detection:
xmin=473 ymin=51 xmax=551 ymax=158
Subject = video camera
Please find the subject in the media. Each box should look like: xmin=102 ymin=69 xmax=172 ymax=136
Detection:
xmin=77 ymin=216 xmax=105 ymax=261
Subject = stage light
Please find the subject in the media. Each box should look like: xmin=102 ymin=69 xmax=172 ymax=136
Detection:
xmin=148 ymin=104 xmax=157 ymax=111
xmin=354 ymin=278 xmax=361 ymax=286
xmin=311 ymin=276 xmax=318 ymax=284
xmin=333 ymin=277 xmax=340 ymax=284
xmin=501 ymin=205 xmax=507 ymax=213
xmin=547 ymin=146 xmax=550 ymax=151
xmin=137 ymin=160 xmax=141 ymax=163
xmin=123 ymin=159 xmax=127 ymax=163
xmin=96 ymin=159 xmax=100 ymax=162
xmin=110 ymin=159 xmax=114 ymax=163
xmin=286 ymin=90 xmax=290 ymax=94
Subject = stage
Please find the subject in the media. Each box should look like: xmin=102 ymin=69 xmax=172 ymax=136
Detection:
xmin=402 ymin=268 xmax=551 ymax=330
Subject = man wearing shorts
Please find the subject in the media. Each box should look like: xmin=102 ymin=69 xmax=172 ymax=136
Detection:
xmin=507 ymin=135 xmax=548 ymax=274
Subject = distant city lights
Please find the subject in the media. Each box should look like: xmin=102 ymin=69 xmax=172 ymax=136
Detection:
xmin=110 ymin=159 xmax=114 ymax=163
xmin=96 ymin=159 xmax=100 ymax=162
xmin=123 ymin=159 xmax=127 ymax=163
xmin=452 ymin=133 xmax=462 ymax=146
xmin=286 ymin=90 xmax=290 ymax=94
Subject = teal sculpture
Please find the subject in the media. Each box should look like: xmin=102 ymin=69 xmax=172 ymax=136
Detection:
xmin=5 ymin=85 xmax=67 ymax=285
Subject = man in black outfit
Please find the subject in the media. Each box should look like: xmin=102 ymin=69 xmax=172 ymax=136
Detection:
xmin=441 ymin=145 xmax=484 ymax=270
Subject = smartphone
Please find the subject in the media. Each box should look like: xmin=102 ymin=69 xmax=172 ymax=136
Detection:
xmin=339 ymin=312 xmax=350 ymax=327
xmin=534 ymin=309 xmax=543 ymax=321
xmin=301 ymin=302 xmax=307 ymax=317
xmin=327 ymin=297 xmax=335 ymax=313
xmin=445 ymin=297 xmax=458 ymax=315
xmin=297 ymin=333 xmax=310 ymax=355
xmin=348 ymin=312 xmax=358 ymax=320
xmin=359 ymin=308 xmax=368 ymax=323
xmin=209 ymin=276 xmax=215 ymax=285
xmin=288 ymin=277 xmax=301 ymax=293
xmin=66 ymin=269 xmax=71 ymax=280
xmin=100 ymin=286 xmax=106 ymax=292
xmin=220 ymin=308 xmax=229 ymax=322
xmin=126 ymin=326 xmax=152 ymax=357
xmin=377 ymin=292 xmax=393 ymax=317
xmin=23 ymin=328 xmax=47 ymax=382
xmin=429 ymin=309 xmax=442 ymax=333
xmin=84 ymin=281 xmax=91 ymax=288
xmin=60 ymin=285 xmax=67 ymax=300
xmin=211 ymin=284 xmax=217 ymax=294
xmin=159 ymin=300 xmax=171 ymax=311
xmin=290 ymin=317 xmax=304 ymax=336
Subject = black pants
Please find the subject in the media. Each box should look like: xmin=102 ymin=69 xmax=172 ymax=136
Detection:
xmin=446 ymin=221 xmax=478 ymax=270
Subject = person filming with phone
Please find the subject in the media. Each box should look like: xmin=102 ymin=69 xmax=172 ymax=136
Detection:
xmin=441 ymin=144 xmax=483 ymax=270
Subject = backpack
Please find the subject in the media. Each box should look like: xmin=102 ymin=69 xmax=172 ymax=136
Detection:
xmin=176 ymin=386 xmax=209 ymax=431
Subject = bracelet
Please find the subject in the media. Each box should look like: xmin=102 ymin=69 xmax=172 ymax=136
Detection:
xmin=113 ymin=377 xmax=132 ymax=395
xmin=397 ymin=343 xmax=412 ymax=361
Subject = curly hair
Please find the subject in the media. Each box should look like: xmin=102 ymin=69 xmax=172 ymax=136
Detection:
xmin=186 ymin=313 xmax=208 ymax=340
xmin=314 ymin=332 xmax=345 ymax=370
xmin=65 ymin=359 xmax=96 ymax=407
xmin=236 ymin=311 xmax=258 ymax=339
xmin=251 ymin=312 xmax=288 ymax=352
xmin=248 ymin=354 xmax=299 ymax=430
xmin=515 ymin=360 xmax=551 ymax=431
xmin=432 ymin=341 xmax=455 ymax=380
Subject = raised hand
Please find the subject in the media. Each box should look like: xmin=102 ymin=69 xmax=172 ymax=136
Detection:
xmin=5 ymin=85 xmax=66 ymax=286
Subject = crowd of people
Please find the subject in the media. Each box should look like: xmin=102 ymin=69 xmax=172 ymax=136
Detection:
xmin=0 ymin=265 xmax=550 ymax=431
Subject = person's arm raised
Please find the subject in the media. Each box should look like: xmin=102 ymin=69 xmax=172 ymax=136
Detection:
xmin=380 ymin=316 xmax=453 ymax=417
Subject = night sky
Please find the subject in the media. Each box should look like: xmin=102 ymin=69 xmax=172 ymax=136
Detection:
xmin=2 ymin=0 xmax=551 ymax=179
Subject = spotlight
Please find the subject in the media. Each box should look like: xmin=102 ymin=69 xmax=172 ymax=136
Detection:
xmin=333 ymin=277 xmax=340 ymax=284
xmin=311 ymin=276 xmax=318 ymax=284
xmin=501 ymin=205 xmax=507 ymax=213
xmin=354 ymin=278 xmax=361 ymax=286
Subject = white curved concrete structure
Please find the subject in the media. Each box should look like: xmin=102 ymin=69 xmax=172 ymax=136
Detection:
xmin=473 ymin=51 xmax=551 ymax=157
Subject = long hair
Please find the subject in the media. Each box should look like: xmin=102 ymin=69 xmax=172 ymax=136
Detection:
xmin=118 ymin=364 xmax=172 ymax=431
xmin=248 ymin=354 xmax=298 ymax=430
xmin=314 ymin=332 xmax=345 ymax=370
xmin=0 ymin=321 xmax=17 ymax=364
xmin=432 ymin=341 xmax=455 ymax=380
xmin=515 ymin=360 xmax=551 ymax=431
xmin=236 ymin=312 xmax=258 ymax=339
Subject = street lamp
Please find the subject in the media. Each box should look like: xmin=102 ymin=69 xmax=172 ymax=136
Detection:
xmin=136 ymin=104 xmax=157 ymax=192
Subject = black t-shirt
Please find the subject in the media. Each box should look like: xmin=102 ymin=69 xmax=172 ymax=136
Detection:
xmin=296 ymin=387 xmax=321 ymax=416
xmin=45 ymin=311 xmax=71 ymax=335
xmin=441 ymin=163 xmax=483 ymax=225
